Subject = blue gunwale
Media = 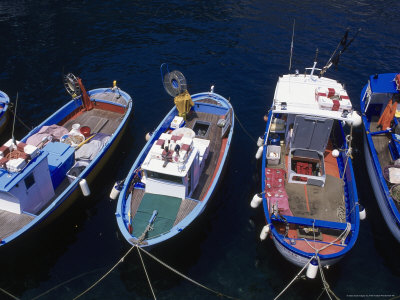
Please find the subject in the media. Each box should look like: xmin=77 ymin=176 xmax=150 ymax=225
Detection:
xmin=360 ymin=78 xmax=400 ymax=232
xmin=0 ymin=87 xmax=133 ymax=247
xmin=261 ymin=110 xmax=360 ymax=261
xmin=116 ymin=91 xmax=234 ymax=248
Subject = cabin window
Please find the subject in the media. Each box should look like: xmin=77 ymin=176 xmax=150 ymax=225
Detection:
xmin=25 ymin=173 xmax=35 ymax=190
xmin=146 ymin=171 xmax=182 ymax=184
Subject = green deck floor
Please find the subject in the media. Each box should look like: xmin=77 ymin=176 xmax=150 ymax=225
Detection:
xmin=132 ymin=193 xmax=182 ymax=239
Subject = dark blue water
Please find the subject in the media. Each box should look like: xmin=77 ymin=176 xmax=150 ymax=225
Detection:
xmin=1 ymin=1 xmax=400 ymax=299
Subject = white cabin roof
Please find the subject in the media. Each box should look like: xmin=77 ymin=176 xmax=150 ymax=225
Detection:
xmin=141 ymin=132 xmax=209 ymax=178
xmin=142 ymin=144 xmax=197 ymax=177
xmin=272 ymin=73 xmax=355 ymax=121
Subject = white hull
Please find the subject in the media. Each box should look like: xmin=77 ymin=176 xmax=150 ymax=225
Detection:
xmin=272 ymin=236 xmax=342 ymax=268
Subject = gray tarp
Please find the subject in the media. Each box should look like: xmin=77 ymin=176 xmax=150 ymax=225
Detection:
xmin=74 ymin=133 xmax=110 ymax=161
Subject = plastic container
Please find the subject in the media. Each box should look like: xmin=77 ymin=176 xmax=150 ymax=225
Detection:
xmin=67 ymin=160 xmax=90 ymax=183
xmin=267 ymin=145 xmax=281 ymax=165
xmin=80 ymin=126 xmax=91 ymax=138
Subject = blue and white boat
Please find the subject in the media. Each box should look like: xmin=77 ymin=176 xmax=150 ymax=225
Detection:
xmin=0 ymin=74 xmax=132 ymax=248
xmin=361 ymin=73 xmax=400 ymax=243
xmin=0 ymin=90 xmax=10 ymax=134
xmin=254 ymin=60 xmax=362 ymax=274
xmin=115 ymin=68 xmax=234 ymax=248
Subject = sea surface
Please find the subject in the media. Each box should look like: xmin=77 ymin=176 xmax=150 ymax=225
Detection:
xmin=0 ymin=1 xmax=400 ymax=299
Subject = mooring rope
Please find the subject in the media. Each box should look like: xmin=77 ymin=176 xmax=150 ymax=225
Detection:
xmin=0 ymin=288 xmax=19 ymax=300
xmin=274 ymin=256 xmax=314 ymax=300
xmin=138 ymin=247 xmax=240 ymax=300
xmin=8 ymin=103 xmax=31 ymax=131
xmin=234 ymin=113 xmax=257 ymax=143
xmin=71 ymin=243 xmax=240 ymax=300
xmin=30 ymin=267 xmax=105 ymax=300
xmin=276 ymin=219 xmax=350 ymax=300
xmin=136 ymin=246 xmax=157 ymax=300
xmin=316 ymin=256 xmax=340 ymax=300
xmin=72 ymin=245 xmax=136 ymax=300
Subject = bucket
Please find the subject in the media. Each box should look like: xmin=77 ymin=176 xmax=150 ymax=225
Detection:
xmin=80 ymin=126 xmax=91 ymax=138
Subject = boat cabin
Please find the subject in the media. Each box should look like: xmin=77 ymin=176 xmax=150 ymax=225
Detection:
xmin=141 ymin=127 xmax=210 ymax=200
xmin=0 ymin=139 xmax=74 ymax=215
xmin=266 ymin=73 xmax=355 ymax=187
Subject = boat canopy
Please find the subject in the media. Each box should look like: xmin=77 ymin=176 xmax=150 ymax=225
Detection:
xmin=272 ymin=74 xmax=355 ymax=122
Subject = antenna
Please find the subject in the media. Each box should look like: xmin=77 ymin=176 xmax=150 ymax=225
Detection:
xmin=289 ymin=19 xmax=295 ymax=71
xmin=320 ymin=28 xmax=361 ymax=77
xmin=11 ymin=92 xmax=18 ymax=146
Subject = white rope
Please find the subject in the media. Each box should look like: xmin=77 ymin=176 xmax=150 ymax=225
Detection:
xmin=0 ymin=288 xmax=19 ymax=300
xmin=341 ymin=125 xmax=353 ymax=181
xmin=31 ymin=267 xmax=105 ymax=300
xmin=274 ymin=256 xmax=314 ymax=300
xmin=303 ymin=222 xmax=351 ymax=252
xmin=316 ymin=256 xmax=341 ymax=300
xmin=138 ymin=247 xmax=240 ymax=300
xmin=136 ymin=246 xmax=157 ymax=300
xmin=72 ymin=245 xmax=136 ymax=300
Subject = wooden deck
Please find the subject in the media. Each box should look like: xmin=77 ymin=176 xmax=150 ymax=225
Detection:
xmin=369 ymin=120 xmax=400 ymax=209
xmin=186 ymin=110 xmax=224 ymax=200
xmin=90 ymin=90 xmax=129 ymax=106
xmin=0 ymin=210 xmax=34 ymax=240
xmin=62 ymin=108 xmax=123 ymax=136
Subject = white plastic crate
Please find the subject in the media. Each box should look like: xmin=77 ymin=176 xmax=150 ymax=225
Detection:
xmin=267 ymin=145 xmax=281 ymax=165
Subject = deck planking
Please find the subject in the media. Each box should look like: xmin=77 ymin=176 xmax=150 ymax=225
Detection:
xmin=174 ymin=198 xmax=199 ymax=225
xmin=90 ymin=91 xmax=129 ymax=106
xmin=130 ymin=188 xmax=145 ymax=219
xmin=62 ymin=108 xmax=123 ymax=136
xmin=185 ymin=110 xmax=224 ymax=200
xmin=0 ymin=210 xmax=34 ymax=240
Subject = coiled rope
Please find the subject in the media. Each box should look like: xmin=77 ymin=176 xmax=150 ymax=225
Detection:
xmin=341 ymin=125 xmax=354 ymax=181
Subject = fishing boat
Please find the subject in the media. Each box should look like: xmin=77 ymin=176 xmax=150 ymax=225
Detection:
xmin=253 ymin=52 xmax=363 ymax=275
xmin=0 ymin=90 xmax=10 ymax=134
xmin=361 ymin=73 xmax=400 ymax=243
xmin=115 ymin=66 xmax=234 ymax=248
xmin=0 ymin=73 xmax=132 ymax=248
